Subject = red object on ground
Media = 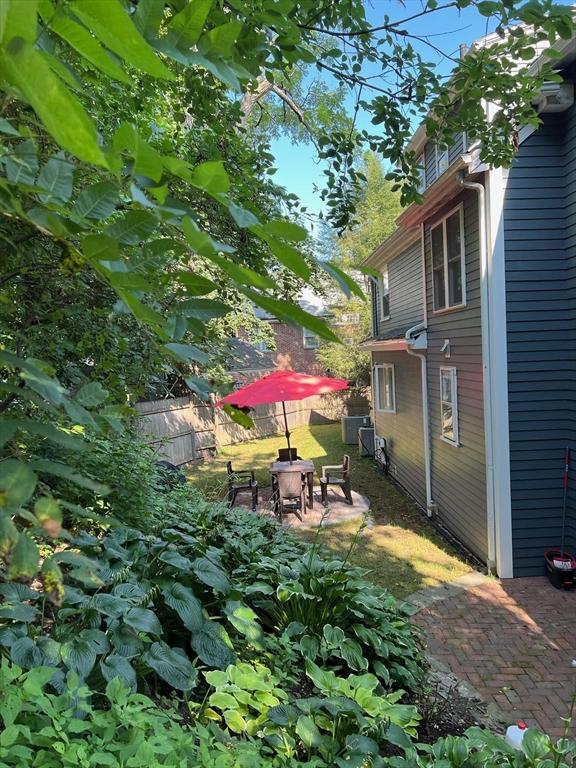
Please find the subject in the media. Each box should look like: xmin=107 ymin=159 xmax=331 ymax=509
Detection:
xmin=216 ymin=370 xmax=349 ymax=408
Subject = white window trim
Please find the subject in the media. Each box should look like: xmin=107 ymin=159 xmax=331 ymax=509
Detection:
xmin=302 ymin=327 xmax=319 ymax=349
xmin=431 ymin=204 xmax=466 ymax=314
xmin=374 ymin=363 xmax=396 ymax=413
xmin=439 ymin=366 xmax=459 ymax=446
xmin=380 ymin=266 xmax=390 ymax=321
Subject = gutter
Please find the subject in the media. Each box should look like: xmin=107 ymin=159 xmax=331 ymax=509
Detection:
xmin=457 ymin=170 xmax=497 ymax=574
xmin=404 ymin=322 xmax=435 ymax=517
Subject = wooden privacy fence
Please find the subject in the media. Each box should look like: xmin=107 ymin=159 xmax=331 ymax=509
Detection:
xmin=135 ymin=389 xmax=370 ymax=466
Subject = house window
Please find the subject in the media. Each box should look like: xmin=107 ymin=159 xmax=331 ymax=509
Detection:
xmin=417 ymin=153 xmax=426 ymax=192
xmin=436 ymin=146 xmax=449 ymax=176
xmin=381 ymin=266 xmax=390 ymax=320
xmin=440 ymin=367 xmax=459 ymax=444
xmin=374 ymin=364 xmax=395 ymax=413
xmin=302 ymin=327 xmax=320 ymax=349
xmin=431 ymin=206 xmax=465 ymax=312
xmin=340 ymin=312 xmax=360 ymax=325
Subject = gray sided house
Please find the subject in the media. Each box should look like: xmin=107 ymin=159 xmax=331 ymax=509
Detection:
xmin=363 ymin=36 xmax=576 ymax=578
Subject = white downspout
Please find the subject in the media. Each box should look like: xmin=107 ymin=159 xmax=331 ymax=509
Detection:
xmin=458 ymin=172 xmax=497 ymax=574
xmin=405 ymin=322 xmax=435 ymax=517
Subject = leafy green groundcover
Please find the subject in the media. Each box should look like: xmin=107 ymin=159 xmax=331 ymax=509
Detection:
xmin=1 ymin=487 xmax=573 ymax=766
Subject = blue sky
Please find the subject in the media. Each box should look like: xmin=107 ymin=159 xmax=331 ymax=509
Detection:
xmin=270 ymin=1 xmax=498 ymax=221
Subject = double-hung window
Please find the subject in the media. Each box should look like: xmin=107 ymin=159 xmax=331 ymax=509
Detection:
xmin=436 ymin=145 xmax=449 ymax=176
xmin=440 ymin=367 xmax=459 ymax=444
xmin=431 ymin=207 xmax=465 ymax=312
xmin=302 ymin=328 xmax=320 ymax=349
xmin=417 ymin=153 xmax=426 ymax=193
xmin=374 ymin=364 xmax=395 ymax=413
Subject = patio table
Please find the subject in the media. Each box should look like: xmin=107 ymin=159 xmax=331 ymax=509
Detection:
xmin=270 ymin=460 xmax=315 ymax=509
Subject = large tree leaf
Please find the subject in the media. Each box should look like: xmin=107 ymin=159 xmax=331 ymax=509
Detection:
xmin=73 ymin=181 xmax=119 ymax=220
xmin=174 ymin=271 xmax=217 ymax=296
xmin=228 ymin=201 xmax=259 ymax=229
xmin=34 ymin=496 xmax=62 ymax=538
xmin=105 ymin=210 xmax=157 ymax=244
xmin=261 ymin=219 xmax=308 ymax=242
xmin=4 ymin=139 xmax=38 ymax=185
xmin=70 ymin=0 xmax=174 ymax=80
xmin=163 ymin=343 xmax=209 ymax=366
xmin=161 ymin=583 xmax=204 ymax=633
xmin=202 ymin=252 xmax=276 ymax=291
xmin=258 ymin=236 xmax=311 ymax=280
xmin=0 ymin=38 xmax=106 ymax=166
xmin=190 ymin=160 xmax=230 ymax=195
xmin=0 ymin=459 xmax=37 ymax=512
xmin=2 ymin=419 xmax=82 ymax=450
xmin=31 ymin=460 xmax=109 ymax=494
xmin=75 ymin=381 xmax=108 ymax=407
xmin=2 ymin=0 xmax=38 ymax=43
xmin=240 ymin=289 xmax=340 ymax=343
xmin=37 ymin=152 xmax=74 ymax=203
xmin=0 ymin=514 xmax=21 ymax=556
xmin=113 ymin=123 xmax=163 ymax=182
xmin=132 ymin=0 xmax=165 ymax=39
xmin=142 ymin=641 xmax=198 ymax=691
xmin=319 ymin=260 xmax=365 ymax=300
xmin=176 ymin=299 xmax=231 ymax=321
xmin=7 ymin=533 xmax=40 ymax=580
xmin=47 ymin=10 xmax=130 ymax=83
xmin=165 ymin=0 xmax=213 ymax=50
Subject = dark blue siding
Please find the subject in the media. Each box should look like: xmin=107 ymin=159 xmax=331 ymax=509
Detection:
xmin=504 ymin=78 xmax=576 ymax=576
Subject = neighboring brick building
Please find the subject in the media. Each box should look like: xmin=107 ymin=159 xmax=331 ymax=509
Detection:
xmin=226 ymin=289 xmax=330 ymax=383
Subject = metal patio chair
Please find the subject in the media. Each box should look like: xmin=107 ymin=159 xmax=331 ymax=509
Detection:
xmin=320 ymin=454 xmax=353 ymax=506
xmin=227 ymin=461 xmax=258 ymax=511
xmin=277 ymin=447 xmax=301 ymax=462
xmin=272 ymin=470 xmax=307 ymax=523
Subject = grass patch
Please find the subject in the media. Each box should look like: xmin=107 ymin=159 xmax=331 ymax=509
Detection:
xmin=188 ymin=423 xmax=473 ymax=598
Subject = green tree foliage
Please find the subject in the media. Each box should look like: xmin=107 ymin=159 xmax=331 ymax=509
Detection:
xmin=316 ymin=154 xmax=400 ymax=384
xmin=0 ymin=0 xmax=574 ymax=634
xmin=316 ymin=298 xmax=372 ymax=386
xmin=338 ymin=153 xmax=404 ymax=270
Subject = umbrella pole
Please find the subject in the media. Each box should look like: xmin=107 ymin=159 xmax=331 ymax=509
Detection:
xmin=281 ymin=401 xmax=292 ymax=463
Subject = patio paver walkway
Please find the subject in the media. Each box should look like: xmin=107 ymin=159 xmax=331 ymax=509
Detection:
xmin=413 ymin=576 xmax=576 ymax=739
xmin=235 ymin=485 xmax=370 ymax=528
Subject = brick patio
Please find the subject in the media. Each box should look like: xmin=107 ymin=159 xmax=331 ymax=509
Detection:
xmin=235 ymin=485 xmax=370 ymax=528
xmin=413 ymin=576 xmax=576 ymax=739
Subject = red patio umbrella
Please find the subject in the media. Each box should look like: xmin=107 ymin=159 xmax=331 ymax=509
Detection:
xmin=216 ymin=370 xmax=349 ymax=457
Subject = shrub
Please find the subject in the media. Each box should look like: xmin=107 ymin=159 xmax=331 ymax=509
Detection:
xmin=390 ymin=726 xmax=576 ymax=768
xmin=0 ymin=661 xmax=199 ymax=767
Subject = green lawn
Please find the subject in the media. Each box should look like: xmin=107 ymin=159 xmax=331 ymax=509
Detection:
xmin=188 ymin=423 xmax=473 ymax=598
